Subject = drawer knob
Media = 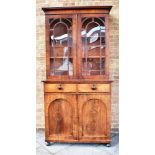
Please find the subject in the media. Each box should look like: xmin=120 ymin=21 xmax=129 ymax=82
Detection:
xmin=57 ymin=84 xmax=63 ymax=90
xmin=91 ymin=84 xmax=97 ymax=90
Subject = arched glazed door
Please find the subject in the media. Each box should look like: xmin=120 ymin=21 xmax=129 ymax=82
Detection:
xmin=77 ymin=14 xmax=109 ymax=80
xmin=46 ymin=14 xmax=77 ymax=79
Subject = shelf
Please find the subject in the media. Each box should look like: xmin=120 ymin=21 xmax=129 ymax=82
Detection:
xmin=82 ymin=69 xmax=104 ymax=71
xmin=82 ymin=56 xmax=105 ymax=58
xmin=54 ymin=70 xmax=70 ymax=71
xmin=87 ymin=45 xmax=106 ymax=48
xmin=81 ymin=36 xmax=105 ymax=38
xmin=50 ymin=29 xmax=72 ymax=31
xmin=50 ymin=57 xmax=73 ymax=59
xmin=50 ymin=54 xmax=105 ymax=59
xmin=51 ymin=45 xmax=72 ymax=48
xmin=84 ymin=45 xmax=106 ymax=50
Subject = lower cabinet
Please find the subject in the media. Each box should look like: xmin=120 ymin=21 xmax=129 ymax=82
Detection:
xmin=44 ymin=83 xmax=111 ymax=143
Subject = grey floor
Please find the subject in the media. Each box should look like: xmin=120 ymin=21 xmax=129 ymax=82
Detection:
xmin=36 ymin=130 xmax=119 ymax=155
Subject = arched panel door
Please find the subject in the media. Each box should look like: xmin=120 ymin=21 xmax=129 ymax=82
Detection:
xmin=78 ymin=94 xmax=111 ymax=142
xmin=82 ymin=99 xmax=107 ymax=136
xmin=48 ymin=99 xmax=73 ymax=136
xmin=44 ymin=94 xmax=77 ymax=142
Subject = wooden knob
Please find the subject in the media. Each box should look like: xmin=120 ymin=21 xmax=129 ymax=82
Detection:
xmin=91 ymin=84 xmax=97 ymax=90
xmin=57 ymin=84 xmax=63 ymax=90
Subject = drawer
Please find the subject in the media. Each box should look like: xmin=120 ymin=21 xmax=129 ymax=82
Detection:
xmin=77 ymin=84 xmax=110 ymax=93
xmin=44 ymin=84 xmax=77 ymax=92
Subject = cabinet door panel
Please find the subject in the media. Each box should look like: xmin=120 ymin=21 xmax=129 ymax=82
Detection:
xmin=78 ymin=94 xmax=111 ymax=142
xmin=44 ymin=94 xmax=78 ymax=141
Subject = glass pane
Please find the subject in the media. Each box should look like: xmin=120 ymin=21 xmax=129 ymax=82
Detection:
xmin=68 ymin=30 xmax=72 ymax=47
xmin=61 ymin=18 xmax=72 ymax=28
xmin=82 ymin=18 xmax=92 ymax=29
xmin=101 ymin=37 xmax=105 ymax=45
xmin=50 ymin=58 xmax=73 ymax=76
xmin=87 ymin=23 xmax=100 ymax=36
xmin=82 ymin=58 xmax=105 ymax=76
xmin=50 ymin=47 xmax=72 ymax=58
xmin=94 ymin=17 xmax=105 ymax=26
xmin=49 ymin=18 xmax=60 ymax=29
xmin=52 ymin=23 xmax=68 ymax=46
xmin=82 ymin=46 xmax=105 ymax=57
xmin=82 ymin=36 xmax=100 ymax=46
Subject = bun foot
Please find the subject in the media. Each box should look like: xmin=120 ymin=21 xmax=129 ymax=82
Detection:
xmin=106 ymin=143 xmax=111 ymax=147
xmin=46 ymin=142 xmax=51 ymax=146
